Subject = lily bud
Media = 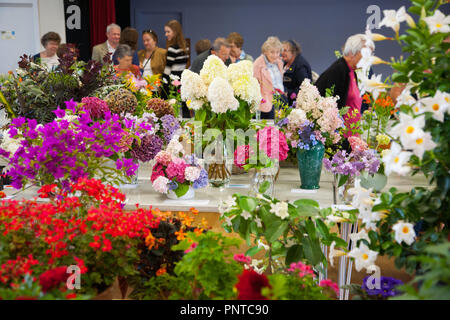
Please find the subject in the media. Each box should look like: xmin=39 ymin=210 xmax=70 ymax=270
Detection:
xmin=405 ymin=14 xmax=416 ymax=28
xmin=371 ymin=33 xmax=393 ymax=41
xmin=372 ymin=56 xmax=391 ymax=65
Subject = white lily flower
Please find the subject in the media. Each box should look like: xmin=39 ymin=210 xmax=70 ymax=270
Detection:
xmin=348 ymin=244 xmax=378 ymax=272
xmin=218 ymin=196 xmax=237 ymax=216
xmin=410 ymin=131 xmax=437 ymax=159
xmin=329 ymin=242 xmax=347 ymax=268
xmin=395 ymin=84 xmax=417 ymax=109
xmin=420 ymin=90 xmax=449 ymax=122
xmin=382 ymin=142 xmax=412 ymax=176
xmin=254 ymin=217 xmax=263 ymax=228
xmin=389 ymin=113 xmax=426 ymax=149
xmin=225 ymin=215 xmax=235 ymax=227
xmin=359 ymin=74 xmax=390 ymax=100
xmin=350 ymin=229 xmax=370 ymax=244
xmin=379 ymin=6 xmax=407 ymax=35
xmin=241 ymin=210 xmax=252 ymax=220
xmin=392 ymin=221 xmax=416 ymax=245
xmin=423 ymin=10 xmax=450 ymax=34
xmin=348 ymin=179 xmax=372 ymax=210
xmin=257 ymin=239 xmax=269 ymax=251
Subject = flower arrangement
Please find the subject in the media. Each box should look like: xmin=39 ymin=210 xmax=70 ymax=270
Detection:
xmin=0 ymin=100 xmax=138 ymax=189
xmin=160 ymin=74 xmax=183 ymax=118
xmin=104 ymin=88 xmax=138 ymax=116
xmin=0 ymin=52 xmax=118 ymax=124
xmin=0 ymin=178 xmax=161 ymax=295
xmin=219 ymin=189 xmax=347 ymax=274
xmin=278 ymin=79 xmax=343 ymax=151
xmin=181 ymin=56 xmax=261 ymax=133
xmin=151 ymin=136 xmax=208 ymax=197
xmin=323 ymin=136 xmax=380 ymax=194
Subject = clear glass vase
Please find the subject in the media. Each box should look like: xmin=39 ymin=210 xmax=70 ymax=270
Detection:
xmin=206 ymin=140 xmax=232 ymax=188
xmin=250 ymin=161 xmax=279 ymax=198
xmin=332 ymin=175 xmax=355 ymax=205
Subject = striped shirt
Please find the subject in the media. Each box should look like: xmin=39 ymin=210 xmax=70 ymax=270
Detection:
xmin=163 ymin=45 xmax=189 ymax=81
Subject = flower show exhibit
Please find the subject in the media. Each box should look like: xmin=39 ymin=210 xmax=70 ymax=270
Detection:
xmin=0 ymin=0 xmax=448 ymax=302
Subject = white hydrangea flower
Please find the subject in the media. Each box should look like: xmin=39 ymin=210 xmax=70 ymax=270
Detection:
xmin=227 ymin=60 xmax=253 ymax=83
xmin=200 ymin=55 xmax=228 ymax=86
xmin=180 ymin=69 xmax=208 ymax=102
xmin=185 ymin=166 xmax=201 ymax=182
xmin=186 ymin=99 xmax=204 ymax=111
xmin=392 ymin=221 xmax=416 ymax=245
xmin=207 ymin=77 xmax=239 ymax=113
xmin=166 ymin=135 xmax=185 ymax=157
xmin=270 ymin=201 xmax=289 ymax=220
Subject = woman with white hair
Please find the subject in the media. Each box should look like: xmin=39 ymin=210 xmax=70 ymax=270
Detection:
xmin=253 ymin=36 xmax=285 ymax=119
xmin=315 ymin=34 xmax=374 ymax=144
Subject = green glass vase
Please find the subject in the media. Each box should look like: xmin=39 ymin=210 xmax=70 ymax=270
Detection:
xmin=296 ymin=142 xmax=325 ymax=190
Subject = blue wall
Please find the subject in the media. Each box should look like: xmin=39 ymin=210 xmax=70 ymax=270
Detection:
xmin=130 ymin=0 xmax=416 ymax=77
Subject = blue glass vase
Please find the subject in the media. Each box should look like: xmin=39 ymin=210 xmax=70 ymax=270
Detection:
xmin=296 ymin=142 xmax=325 ymax=190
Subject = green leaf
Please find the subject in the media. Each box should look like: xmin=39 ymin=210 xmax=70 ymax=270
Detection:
xmin=265 ymin=221 xmax=289 ymax=243
xmin=259 ymin=181 xmax=271 ymax=194
xmin=302 ymin=236 xmax=324 ymax=266
xmin=238 ymin=197 xmax=258 ymax=213
xmin=293 ymin=199 xmax=320 ymax=208
xmin=174 ymin=183 xmax=189 ymax=198
xmin=295 ymin=204 xmax=320 ymax=218
xmin=286 ymin=245 xmax=303 ymax=265
xmin=315 ymin=219 xmax=330 ymax=240
xmin=338 ymin=175 xmax=349 ymax=188
xmin=245 ymin=246 xmax=262 ymax=257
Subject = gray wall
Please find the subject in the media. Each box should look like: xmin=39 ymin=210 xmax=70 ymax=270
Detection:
xmin=130 ymin=0 xmax=419 ymax=77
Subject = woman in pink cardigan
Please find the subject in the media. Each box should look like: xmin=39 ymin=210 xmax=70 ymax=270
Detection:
xmin=253 ymin=36 xmax=285 ymax=119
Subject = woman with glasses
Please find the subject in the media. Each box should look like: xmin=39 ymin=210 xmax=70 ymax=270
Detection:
xmin=281 ymin=40 xmax=312 ymax=106
xmin=138 ymin=30 xmax=167 ymax=78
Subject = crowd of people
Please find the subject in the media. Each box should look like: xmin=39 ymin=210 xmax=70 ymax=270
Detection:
xmin=33 ymin=20 xmax=378 ymax=126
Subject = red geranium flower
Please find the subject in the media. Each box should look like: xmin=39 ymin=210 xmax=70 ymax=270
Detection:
xmin=235 ymin=269 xmax=270 ymax=300
xmin=39 ymin=266 xmax=70 ymax=292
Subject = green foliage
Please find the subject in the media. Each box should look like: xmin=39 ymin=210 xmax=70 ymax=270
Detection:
xmin=263 ymin=273 xmax=332 ymax=300
xmin=392 ymin=241 xmax=450 ymax=300
xmin=220 ymin=194 xmax=346 ymax=273
xmin=138 ymin=232 xmax=243 ymax=300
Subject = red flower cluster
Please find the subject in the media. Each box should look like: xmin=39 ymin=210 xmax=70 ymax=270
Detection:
xmin=39 ymin=266 xmax=70 ymax=292
xmin=0 ymin=255 xmax=39 ymax=286
xmin=0 ymin=178 xmax=161 ymax=269
xmin=235 ymin=269 xmax=270 ymax=300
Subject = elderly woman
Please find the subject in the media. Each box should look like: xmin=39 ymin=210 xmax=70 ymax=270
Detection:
xmin=281 ymin=40 xmax=312 ymax=105
xmin=114 ymin=44 xmax=141 ymax=78
xmin=33 ymin=32 xmax=61 ymax=70
xmin=253 ymin=36 xmax=285 ymax=119
xmin=316 ymin=34 xmax=374 ymax=146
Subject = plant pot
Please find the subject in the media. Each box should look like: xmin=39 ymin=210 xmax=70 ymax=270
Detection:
xmin=359 ymin=172 xmax=388 ymax=193
xmin=296 ymin=142 xmax=325 ymax=190
xmin=167 ymin=185 xmax=195 ymax=200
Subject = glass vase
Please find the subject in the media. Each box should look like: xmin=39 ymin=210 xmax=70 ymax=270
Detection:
xmin=250 ymin=162 xmax=279 ymax=198
xmin=206 ymin=141 xmax=231 ymax=188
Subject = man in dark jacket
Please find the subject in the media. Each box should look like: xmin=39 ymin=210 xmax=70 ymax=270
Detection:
xmin=190 ymin=37 xmax=232 ymax=73
xmin=315 ymin=34 xmax=371 ymax=150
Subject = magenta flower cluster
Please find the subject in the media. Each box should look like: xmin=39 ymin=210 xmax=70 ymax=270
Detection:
xmin=1 ymin=100 xmax=138 ymax=189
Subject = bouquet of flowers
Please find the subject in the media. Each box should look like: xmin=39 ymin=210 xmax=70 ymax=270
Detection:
xmin=180 ymin=56 xmax=261 ymax=134
xmin=323 ymin=136 xmax=380 ymax=193
xmin=278 ymin=79 xmax=343 ymax=151
xmin=151 ymin=136 xmax=208 ymax=198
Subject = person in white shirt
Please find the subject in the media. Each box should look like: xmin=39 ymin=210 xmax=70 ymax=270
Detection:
xmin=33 ymin=32 xmax=61 ymax=71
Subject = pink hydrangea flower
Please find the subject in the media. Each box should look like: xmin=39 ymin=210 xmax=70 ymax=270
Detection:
xmin=152 ymin=176 xmax=169 ymax=193
xmin=257 ymin=126 xmax=289 ymax=161
xmin=234 ymin=254 xmax=252 ymax=264
xmin=151 ymin=163 xmax=165 ymax=183
xmin=166 ymin=158 xmax=187 ymax=183
xmin=234 ymin=145 xmax=254 ymax=169
xmin=185 ymin=166 xmax=201 ymax=182
xmin=155 ymin=151 xmax=172 ymax=166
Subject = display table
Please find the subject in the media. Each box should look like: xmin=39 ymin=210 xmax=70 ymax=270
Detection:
xmin=2 ymin=162 xmax=430 ymax=212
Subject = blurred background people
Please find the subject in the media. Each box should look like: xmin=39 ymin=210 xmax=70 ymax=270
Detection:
xmin=113 ymin=27 xmax=140 ymax=66
xmin=227 ymin=32 xmax=253 ymax=63
xmin=92 ymin=24 xmax=121 ymax=64
xmin=33 ymin=32 xmax=61 ymax=70
xmin=114 ymin=44 xmax=141 ymax=78
xmin=190 ymin=37 xmax=231 ymax=73
xmin=195 ymin=39 xmax=211 ymax=55
xmin=138 ymin=30 xmax=167 ymax=78
xmin=253 ymin=36 xmax=285 ymax=120
xmin=281 ymin=40 xmax=312 ymax=106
